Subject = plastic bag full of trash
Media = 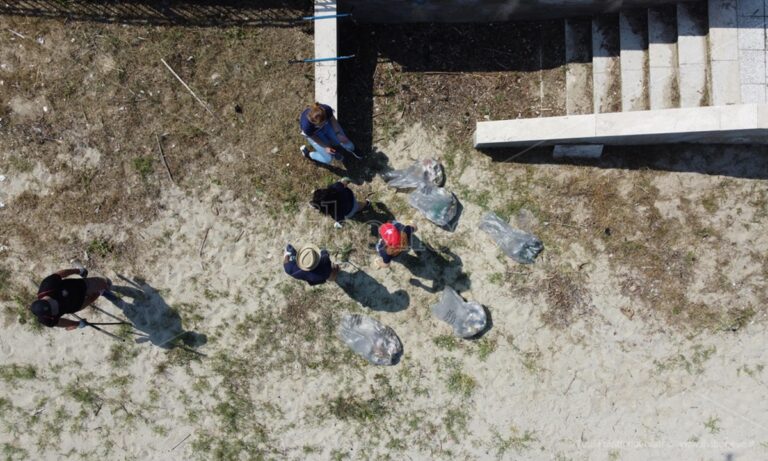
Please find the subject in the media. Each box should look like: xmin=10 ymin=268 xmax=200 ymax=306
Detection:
xmin=478 ymin=212 xmax=543 ymax=264
xmin=407 ymin=184 xmax=458 ymax=227
xmin=431 ymin=287 xmax=487 ymax=338
xmin=383 ymin=158 xmax=446 ymax=190
xmin=338 ymin=314 xmax=402 ymax=366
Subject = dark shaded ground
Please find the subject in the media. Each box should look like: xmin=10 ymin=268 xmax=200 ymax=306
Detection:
xmin=0 ymin=0 xmax=311 ymax=27
xmin=339 ymin=19 xmax=567 ymax=155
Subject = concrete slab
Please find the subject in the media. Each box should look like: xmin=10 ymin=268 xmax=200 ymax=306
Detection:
xmin=737 ymin=0 xmax=764 ymax=17
xmin=737 ymin=16 xmax=766 ymax=50
xmin=708 ymin=0 xmax=738 ymax=29
xmin=592 ymin=15 xmax=622 ymax=113
xmin=648 ymin=5 xmax=678 ymax=109
xmin=677 ymin=2 xmax=710 ymax=65
xmin=474 ymin=115 xmax=596 ymax=146
xmin=710 ymin=59 xmax=742 ymax=104
xmin=648 ymin=6 xmax=678 ymax=66
xmin=565 ymin=18 xmax=594 ymax=115
xmin=619 ymin=11 xmax=648 ymax=111
xmin=679 ymin=62 xmax=710 ymax=106
xmin=708 ymin=0 xmax=739 ymax=62
xmin=649 ymin=65 xmax=680 ymax=108
xmin=739 ymin=49 xmax=766 ymax=84
xmin=566 ymin=63 xmax=594 ymax=114
xmin=474 ymin=104 xmax=768 ymax=148
xmin=741 ymin=83 xmax=766 ymax=102
xmin=553 ymin=144 xmax=604 ymax=158
xmin=314 ymin=0 xmax=338 ymax=111
xmin=621 ymin=69 xmax=650 ymax=111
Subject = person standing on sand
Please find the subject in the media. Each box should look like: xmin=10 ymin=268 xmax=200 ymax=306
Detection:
xmin=310 ymin=177 xmax=370 ymax=228
xmin=29 ymin=268 xmax=112 ymax=330
xmin=283 ymin=244 xmax=339 ymax=286
xmin=299 ymin=102 xmax=361 ymax=164
xmin=376 ymin=221 xmax=418 ymax=269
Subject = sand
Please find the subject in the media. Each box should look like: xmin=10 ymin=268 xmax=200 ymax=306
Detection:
xmin=2 ymin=121 xmax=768 ymax=461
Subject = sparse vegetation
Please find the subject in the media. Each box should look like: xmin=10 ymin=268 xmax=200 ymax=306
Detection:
xmin=704 ymin=416 xmax=721 ymax=434
xmin=492 ymin=426 xmax=537 ymax=457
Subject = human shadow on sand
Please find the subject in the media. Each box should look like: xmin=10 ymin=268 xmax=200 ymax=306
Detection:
xmin=336 ymin=269 xmax=410 ymax=312
xmin=399 ymin=238 xmax=471 ymax=294
xmin=103 ymin=275 xmax=207 ymax=351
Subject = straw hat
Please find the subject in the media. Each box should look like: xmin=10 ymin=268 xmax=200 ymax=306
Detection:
xmin=297 ymin=245 xmax=321 ymax=271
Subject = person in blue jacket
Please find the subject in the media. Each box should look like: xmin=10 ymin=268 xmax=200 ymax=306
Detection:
xmin=299 ymin=102 xmax=360 ymax=164
xmin=283 ymin=244 xmax=339 ymax=286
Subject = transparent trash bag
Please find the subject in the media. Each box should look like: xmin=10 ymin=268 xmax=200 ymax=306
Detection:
xmin=431 ymin=287 xmax=487 ymax=338
xmin=338 ymin=314 xmax=402 ymax=366
xmin=407 ymin=184 xmax=458 ymax=227
xmin=478 ymin=212 xmax=543 ymax=264
xmin=383 ymin=158 xmax=446 ymax=190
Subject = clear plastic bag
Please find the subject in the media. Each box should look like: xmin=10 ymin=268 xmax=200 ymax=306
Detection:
xmin=431 ymin=287 xmax=487 ymax=338
xmin=338 ymin=314 xmax=402 ymax=366
xmin=407 ymin=184 xmax=458 ymax=227
xmin=383 ymin=159 xmax=446 ymax=190
xmin=478 ymin=212 xmax=543 ymax=264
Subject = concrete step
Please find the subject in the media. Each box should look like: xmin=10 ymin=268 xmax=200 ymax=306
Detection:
xmin=474 ymin=104 xmax=768 ymax=148
xmin=736 ymin=0 xmax=766 ymax=103
xmin=565 ymin=18 xmax=594 ymax=115
xmin=708 ymin=0 xmax=740 ymax=105
xmin=592 ymin=14 xmax=622 ymax=113
xmin=541 ymin=20 xmax=568 ymax=116
xmin=677 ymin=1 xmax=711 ymax=107
xmin=648 ymin=5 xmax=680 ymax=109
xmin=619 ymin=10 xmax=650 ymax=111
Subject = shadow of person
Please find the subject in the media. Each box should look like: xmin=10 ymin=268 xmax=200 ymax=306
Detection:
xmin=105 ymin=275 xmax=207 ymax=351
xmin=342 ymin=147 xmax=392 ymax=184
xmin=399 ymin=238 xmax=471 ymax=294
xmin=336 ymin=269 xmax=410 ymax=312
xmin=352 ymin=201 xmax=397 ymax=233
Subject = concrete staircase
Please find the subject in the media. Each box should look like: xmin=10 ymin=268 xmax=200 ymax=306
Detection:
xmin=476 ymin=0 xmax=768 ymax=147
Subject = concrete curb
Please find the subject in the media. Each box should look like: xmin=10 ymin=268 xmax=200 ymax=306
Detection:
xmin=474 ymin=104 xmax=768 ymax=147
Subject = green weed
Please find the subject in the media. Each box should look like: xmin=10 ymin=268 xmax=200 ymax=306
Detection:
xmin=704 ymin=416 xmax=720 ymax=434
xmin=132 ymin=156 xmax=154 ymax=180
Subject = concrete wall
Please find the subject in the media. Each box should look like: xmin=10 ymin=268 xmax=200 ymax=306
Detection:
xmin=474 ymin=104 xmax=768 ymax=147
xmin=342 ymin=0 xmax=683 ymax=22
xmin=314 ymin=0 xmax=338 ymax=112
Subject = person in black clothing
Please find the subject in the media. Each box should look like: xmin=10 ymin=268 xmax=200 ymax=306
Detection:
xmin=310 ymin=177 xmax=369 ymax=228
xmin=29 ymin=268 xmax=112 ymax=330
xmin=283 ymin=244 xmax=339 ymax=286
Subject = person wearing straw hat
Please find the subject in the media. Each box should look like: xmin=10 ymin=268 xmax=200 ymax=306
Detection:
xmin=29 ymin=268 xmax=112 ymax=330
xmin=283 ymin=243 xmax=340 ymax=285
xmin=376 ymin=221 xmax=418 ymax=268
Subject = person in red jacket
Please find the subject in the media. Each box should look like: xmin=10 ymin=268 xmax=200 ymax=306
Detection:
xmin=29 ymin=268 xmax=111 ymax=330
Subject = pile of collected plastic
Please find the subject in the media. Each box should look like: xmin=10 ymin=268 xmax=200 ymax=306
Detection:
xmin=478 ymin=212 xmax=543 ymax=264
xmin=382 ymin=158 xmax=446 ymax=190
xmin=383 ymin=158 xmax=458 ymax=227
xmin=407 ymin=184 xmax=458 ymax=227
xmin=431 ymin=287 xmax=487 ymax=338
xmin=338 ymin=313 xmax=402 ymax=366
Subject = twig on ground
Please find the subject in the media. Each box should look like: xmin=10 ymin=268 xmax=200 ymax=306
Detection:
xmin=170 ymin=433 xmax=191 ymax=451
xmin=199 ymin=227 xmax=210 ymax=257
xmin=8 ymin=29 xmax=26 ymax=39
xmin=234 ymin=229 xmax=245 ymax=243
xmin=160 ymin=58 xmax=215 ymax=117
xmin=155 ymin=133 xmax=176 ymax=185
xmin=563 ymin=372 xmax=577 ymax=395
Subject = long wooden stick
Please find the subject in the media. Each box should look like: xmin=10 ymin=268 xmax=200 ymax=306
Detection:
xmin=155 ymin=133 xmax=175 ymax=184
xmin=160 ymin=58 xmax=215 ymax=116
